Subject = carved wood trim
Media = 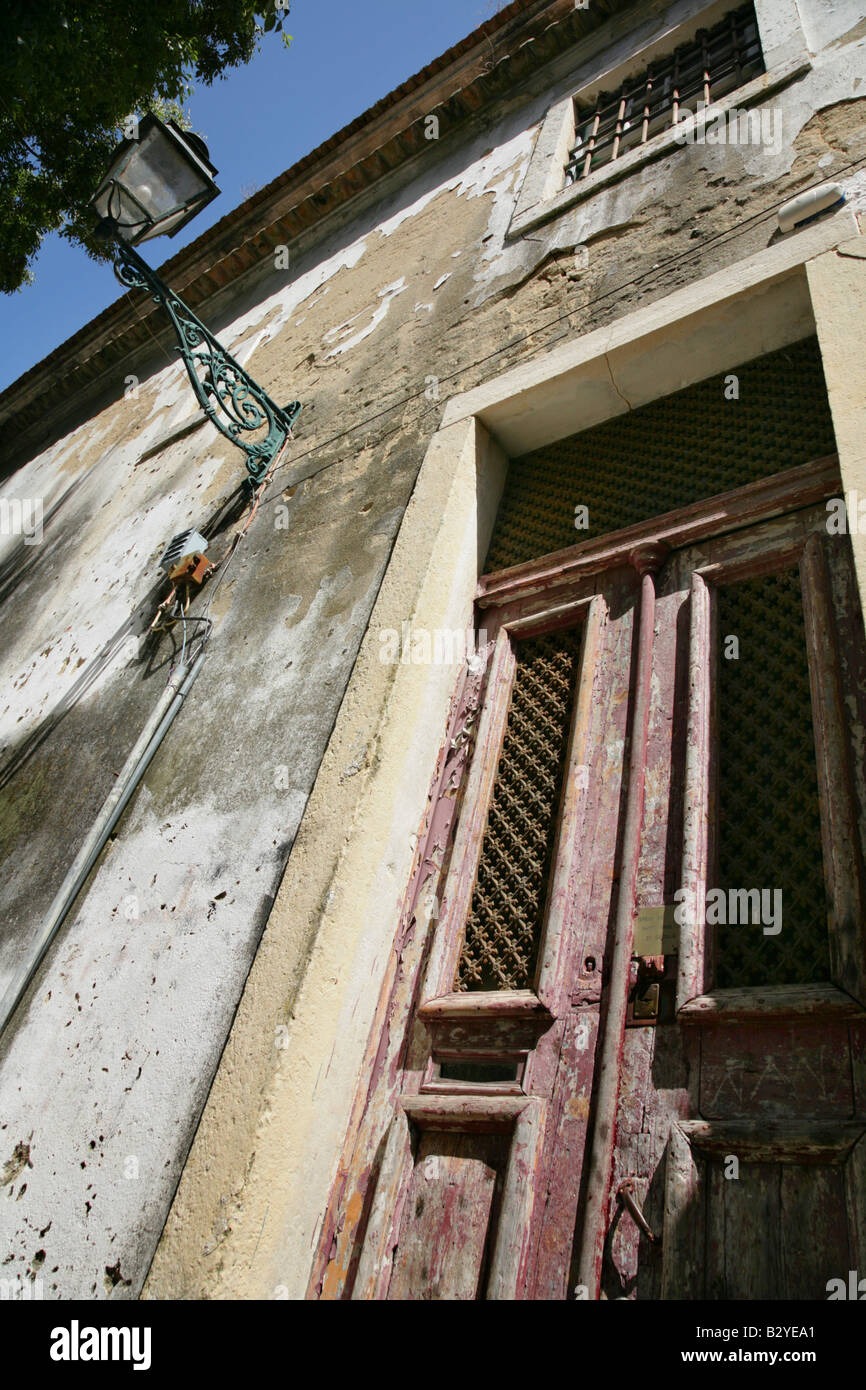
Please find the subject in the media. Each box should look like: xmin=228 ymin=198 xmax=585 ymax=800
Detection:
xmin=420 ymin=628 xmax=516 ymax=1004
xmin=678 ymin=569 xmax=713 ymax=1011
xmin=535 ymin=593 xmax=607 ymax=1012
xmin=487 ymin=1099 xmax=546 ymax=1300
xmin=678 ymin=1119 xmax=866 ymax=1164
xmin=401 ymin=1093 xmax=530 ymax=1129
xmin=351 ymin=1110 xmax=415 ymax=1302
xmin=419 ymin=989 xmax=546 ymax=1019
xmin=661 ymin=1122 xmax=706 ymax=1299
xmin=477 ymin=455 xmax=841 ymax=612
xmin=679 ymin=982 xmax=866 ymax=1023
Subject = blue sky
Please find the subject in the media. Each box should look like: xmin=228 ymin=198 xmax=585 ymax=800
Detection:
xmin=0 ymin=0 xmax=506 ymax=394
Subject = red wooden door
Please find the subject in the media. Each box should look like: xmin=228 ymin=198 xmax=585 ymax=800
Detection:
xmin=313 ymin=460 xmax=866 ymax=1301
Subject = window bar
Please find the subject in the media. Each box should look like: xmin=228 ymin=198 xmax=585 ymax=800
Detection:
xmin=565 ymin=5 xmax=764 ymax=182
xmin=641 ymin=73 xmax=652 ymax=146
xmin=582 ymin=106 xmax=601 ymax=180
xmin=731 ymin=11 xmax=743 ymax=87
xmin=610 ymin=93 xmax=628 ymax=163
xmin=701 ymin=30 xmax=711 ymax=108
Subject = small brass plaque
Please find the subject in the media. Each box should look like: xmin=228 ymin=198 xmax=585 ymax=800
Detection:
xmin=633 ymin=905 xmax=678 ymax=957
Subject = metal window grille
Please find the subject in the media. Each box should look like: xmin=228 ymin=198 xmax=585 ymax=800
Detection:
xmin=565 ymin=2 xmax=765 ymax=184
xmin=455 ymin=628 xmax=582 ymax=993
xmin=714 ymin=569 xmax=829 ymax=988
xmin=484 ymin=337 xmax=834 ymax=574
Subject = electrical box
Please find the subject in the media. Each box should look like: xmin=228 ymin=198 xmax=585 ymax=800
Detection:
xmin=158 ymin=529 xmax=209 ymax=574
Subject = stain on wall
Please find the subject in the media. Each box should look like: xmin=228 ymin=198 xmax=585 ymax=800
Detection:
xmin=0 ymin=0 xmax=863 ymax=1299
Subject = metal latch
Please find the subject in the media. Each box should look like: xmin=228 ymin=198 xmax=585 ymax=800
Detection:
xmin=626 ymin=955 xmax=676 ymax=1027
xmin=632 ymin=980 xmax=660 ymax=1021
xmin=626 ymin=907 xmax=678 ymax=1027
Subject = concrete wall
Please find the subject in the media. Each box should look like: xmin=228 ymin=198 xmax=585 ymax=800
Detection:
xmin=1 ymin=0 xmax=865 ymax=1299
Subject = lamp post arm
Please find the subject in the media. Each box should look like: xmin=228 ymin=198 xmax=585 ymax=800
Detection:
xmin=113 ymin=239 xmax=301 ymax=486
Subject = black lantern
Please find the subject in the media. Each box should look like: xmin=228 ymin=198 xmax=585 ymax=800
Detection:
xmin=89 ymin=112 xmax=220 ymax=244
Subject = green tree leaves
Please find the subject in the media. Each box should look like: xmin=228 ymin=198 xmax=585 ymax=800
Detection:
xmin=0 ymin=1 xmax=292 ymax=292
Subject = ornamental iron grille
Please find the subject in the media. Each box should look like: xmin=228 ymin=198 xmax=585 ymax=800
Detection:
xmin=565 ymin=1 xmax=764 ymax=184
xmin=714 ymin=569 xmax=830 ymax=987
xmin=484 ymin=338 xmax=834 ymax=573
xmin=114 ymin=240 xmax=302 ymax=487
xmin=455 ymin=627 xmax=582 ymax=992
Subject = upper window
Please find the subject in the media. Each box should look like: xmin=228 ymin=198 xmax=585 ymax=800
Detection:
xmin=565 ymin=2 xmax=765 ymax=185
xmin=509 ymin=0 xmax=813 ymax=239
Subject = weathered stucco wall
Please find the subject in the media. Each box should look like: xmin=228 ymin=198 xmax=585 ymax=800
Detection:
xmin=1 ymin=0 xmax=865 ymax=1299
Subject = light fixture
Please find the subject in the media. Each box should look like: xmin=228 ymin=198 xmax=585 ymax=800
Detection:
xmin=90 ymin=113 xmax=220 ymax=244
xmin=777 ymin=182 xmax=846 ymax=235
xmin=90 ymin=114 xmax=300 ymax=487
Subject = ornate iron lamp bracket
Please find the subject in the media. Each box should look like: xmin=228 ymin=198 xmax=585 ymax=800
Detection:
xmin=113 ymin=239 xmax=301 ymax=487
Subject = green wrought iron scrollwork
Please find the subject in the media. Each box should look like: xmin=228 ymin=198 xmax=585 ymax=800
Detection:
xmin=113 ymin=240 xmax=301 ymax=486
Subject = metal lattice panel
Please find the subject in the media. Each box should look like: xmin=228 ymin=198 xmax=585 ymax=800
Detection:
xmin=456 ymin=628 xmax=581 ymax=992
xmin=715 ymin=569 xmax=829 ymax=987
xmin=484 ymin=338 xmax=835 ymax=573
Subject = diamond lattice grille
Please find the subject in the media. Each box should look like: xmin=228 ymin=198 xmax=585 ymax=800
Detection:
xmin=715 ymin=568 xmax=829 ymax=987
xmin=455 ymin=628 xmax=581 ymax=992
xmin=484 ymin=338 xmax=835 ymax=573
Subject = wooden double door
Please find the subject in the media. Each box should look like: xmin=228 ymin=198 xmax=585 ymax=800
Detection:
xmin=314 ymin=460 xmax=866 ymax=1300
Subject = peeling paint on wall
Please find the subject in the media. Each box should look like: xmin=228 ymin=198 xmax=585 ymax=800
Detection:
xmin=0 ymin=0 xmax=864 ymax=1302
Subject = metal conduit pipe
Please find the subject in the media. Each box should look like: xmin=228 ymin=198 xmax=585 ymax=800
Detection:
xmin=0 ymin=652 xmax=206 ymax=1041
xmin=575 ymin=542 xmax=667 ymax=1298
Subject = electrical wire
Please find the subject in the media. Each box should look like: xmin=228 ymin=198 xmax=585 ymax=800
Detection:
xmin=181 ymin=430 xmax=295 ymax=663
xmin=147 ymin=151 xmax=866 ymax=664
xmin=259 ymin=148 xmax=866 ymax=494
xmin=148 ymin=435 xmax=293 ymax=669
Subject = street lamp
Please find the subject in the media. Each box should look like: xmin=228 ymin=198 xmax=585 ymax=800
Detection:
xmin=90 ymin=113 xmax=301 ymax=487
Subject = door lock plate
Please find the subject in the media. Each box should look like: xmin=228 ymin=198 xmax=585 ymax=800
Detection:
xmin=632 ymin=981 xmax=660 ymax=1021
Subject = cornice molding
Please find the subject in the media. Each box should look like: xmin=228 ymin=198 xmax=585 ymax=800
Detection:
xmin=0 ymin=0 xmax=635 ymax=463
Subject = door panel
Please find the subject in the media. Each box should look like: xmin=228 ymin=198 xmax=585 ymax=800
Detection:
xmin=705 ymin=1160 xmax=851 ymax=1301
xmin=628 ymin=511 xmax=866 ymax=1302
xmin=315 ymin=472 xmax=866 ymax=1302
xmin=699 ymin=1018 xmax=853 ymax=1119
xmin=387 ymin=1131 xmax=507 ymax=1301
